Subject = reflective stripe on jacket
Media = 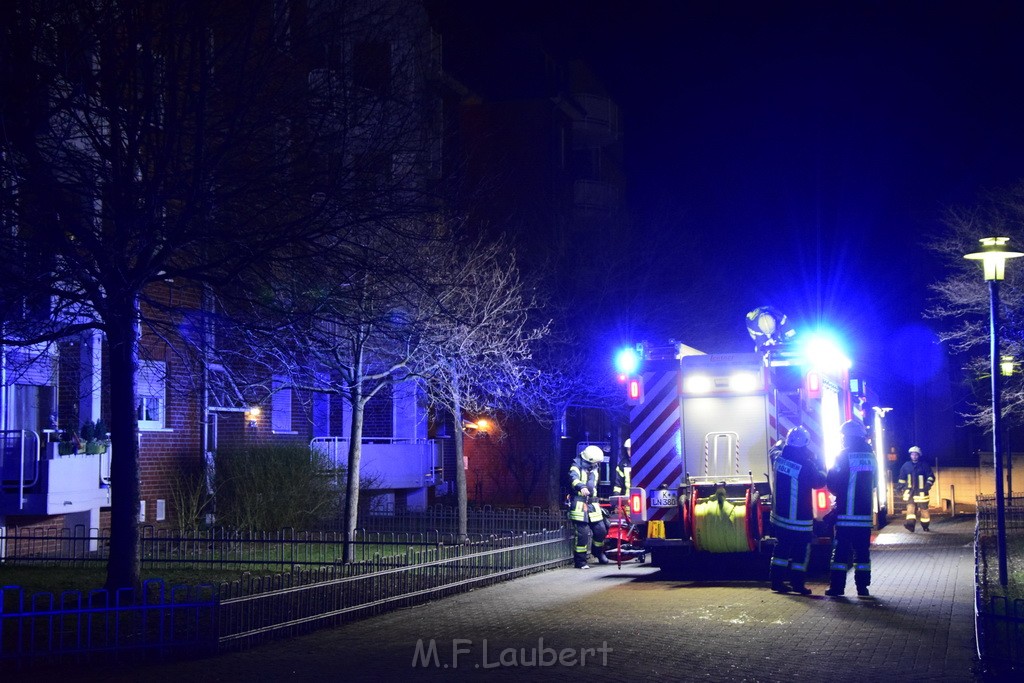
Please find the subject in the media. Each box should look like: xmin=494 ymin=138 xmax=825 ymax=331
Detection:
xmin=898 ymin=461 xmax=934 ymax=496
xmin=568 ymin=459 xmax=603 ymax=522
xmin=828 ymin=445 xmax=877 ymax=528
xmin=770 ymin=445 xmax=826 ymax=532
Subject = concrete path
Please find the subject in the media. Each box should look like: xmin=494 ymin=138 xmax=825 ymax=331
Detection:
xmin=72 ymin=515 xmax=982 ymax=682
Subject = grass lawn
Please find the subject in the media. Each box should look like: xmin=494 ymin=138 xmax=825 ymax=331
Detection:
xmin=0 ymin=565 xmax=253 ymax=596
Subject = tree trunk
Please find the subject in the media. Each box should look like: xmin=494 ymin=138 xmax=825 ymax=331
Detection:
xmin=104 ymin=299 xmax=142 ymax=593
xmin=453 ymin=384 xmax=468 ymax=541
xmin=548 ymin=416 xmax=564 ymax=513
xmin=342 ymin=385 xmax=364 ymax=563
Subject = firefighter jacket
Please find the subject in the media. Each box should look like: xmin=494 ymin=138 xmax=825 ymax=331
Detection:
xmin=827 ymin=439 xmax=877 ymax=528
xmin=612 ymin=458 xmax=631 ymax=496
xmin=568 ymin=457 xmax=604 ymax=522
xmin=770 ymin=445 xmax=826 ymax=533
xmin=897 ymin=460 xmax=934 ymax=498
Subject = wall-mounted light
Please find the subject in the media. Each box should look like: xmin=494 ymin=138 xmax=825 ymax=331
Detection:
xmin=463 ymin=418 xmax=492 ymax=434
xmin=1001 ymin=355 xmax=1017 ymax=377
xmin=246 ymin=405 xmax=261 ymax=428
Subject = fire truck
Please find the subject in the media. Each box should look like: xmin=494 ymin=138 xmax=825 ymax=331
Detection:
xmin=615 ymin=308 xmax=885 ymax=569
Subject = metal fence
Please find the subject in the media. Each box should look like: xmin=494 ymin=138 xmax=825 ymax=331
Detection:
xmin=353 ymin=504 xmax=569 ymax=536
xmin=0 ymin=580 xmax=218 ymax=670
xmin=0 ymin=513 xmax=571 ymax=667
xmin=975 ymin=494 xmax=1024 ymax=673
xmin=218 ymin=529 xmax=570 ymax=648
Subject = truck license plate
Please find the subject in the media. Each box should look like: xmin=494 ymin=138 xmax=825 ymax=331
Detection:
xmin=650 ymin=490 xmax=678 ymax=508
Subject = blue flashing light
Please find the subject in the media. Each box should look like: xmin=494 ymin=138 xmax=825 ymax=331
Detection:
xmin=801 ymin=333 xmax=851 ymax=373
xmin=614 ymin=347 xmax=641 ymax=375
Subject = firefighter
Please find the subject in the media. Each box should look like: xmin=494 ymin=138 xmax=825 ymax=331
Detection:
xmin=897 ymin=446 xmax=934 ymax=532
xmin=769 ymin=426 xmax=826 ymax=595
xmin=568 ymin=445 xmax=610 ymax=569
xmin=825 ymin=419 xmax=878 ymax=597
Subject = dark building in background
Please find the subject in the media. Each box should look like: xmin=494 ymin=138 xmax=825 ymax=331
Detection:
xmin=427 ymin=13 xmax=630 ymax=505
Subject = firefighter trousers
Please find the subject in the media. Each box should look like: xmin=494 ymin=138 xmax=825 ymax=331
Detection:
xmin=829 ymin=526 xmax=871 ymax=592
xmin=904 ymin=498 xmax=930 ymax=530
xmin=572 ymin=518 xmax=609 ymax=567
xmin=770 ymin=527 xmax=812 ymax=588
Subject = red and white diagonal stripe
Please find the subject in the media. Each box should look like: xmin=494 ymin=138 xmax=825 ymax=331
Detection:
xmin=629 ymin=369 xmax=683 ymax=520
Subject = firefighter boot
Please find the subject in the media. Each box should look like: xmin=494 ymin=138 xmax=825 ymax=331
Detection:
xmin=825 ymin=572 xmax=846 ymax=597
xmin=921 ymin=522 xmax=930 ymax=532
xmin=769 ymin=565 xmax=790 ymax=593
xmin=855 ymin=577 xmax=870 ymax=597
xmin=594 ymin=549 xmax=611 ymax=565
xmin=789 ymin=574 xmax=812 ymax=596
xmin=904 ymin=520 xmax=916 ymax=533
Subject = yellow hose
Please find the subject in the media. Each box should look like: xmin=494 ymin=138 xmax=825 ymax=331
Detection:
xmin=693 ymin=488 xmax=749 ymax=552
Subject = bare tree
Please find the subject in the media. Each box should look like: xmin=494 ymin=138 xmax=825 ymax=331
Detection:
xmin=234 ymin=223 xmax=449 ymax=562
xmin=418 ymin=241 xmax=548 ymax=539
xmin=514 ymin=334 xmax=626 ymax=510
xmin=925 ymin=181 xmax=1024 ymax=430
xmin=0 ymin=0 xmax=437 ymax=590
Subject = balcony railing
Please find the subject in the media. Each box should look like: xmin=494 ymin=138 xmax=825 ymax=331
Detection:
xmin=572 ymin=93 xmax=620 ymax=148
xmin=0 ymin=430 xmax=110 ymax=518
xmin=311 ymin=437 xmax=441 ymax=489
xmin=574 ymin=179 xmax=620 ymax=213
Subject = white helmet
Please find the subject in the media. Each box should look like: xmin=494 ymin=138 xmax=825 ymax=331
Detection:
xmin=909 ymin=446 xmax=922 ymax=455
xmin=786 ymin=426 xmax=810 ymax=449
xmin=840 ymin=419 xmax=867 ymax=440
xmin=581 ymin=445 xmax=605 ymax=464
xmin=624 ymin=438 xmax=632 ymax=449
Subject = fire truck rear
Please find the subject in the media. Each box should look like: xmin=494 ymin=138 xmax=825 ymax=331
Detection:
xmin=616 ymin=315 xmax=880 ymax=570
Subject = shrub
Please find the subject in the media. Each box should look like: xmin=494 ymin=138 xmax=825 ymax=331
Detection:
xmin=169 ymin=461 xmax=213 ymax=531
xmin=213 ymin=444 xmax=338 ymax=531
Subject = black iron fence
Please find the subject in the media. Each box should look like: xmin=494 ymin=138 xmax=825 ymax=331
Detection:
xmin=353 ymin=503 xmax=568 ymax=536
xmin=975 ymin=494 xmax=1024 ymax=673
xmin=218 ymin=530 xmax=569 ymax=648
xmin=0 ymin=510 xmax=572 ymax=668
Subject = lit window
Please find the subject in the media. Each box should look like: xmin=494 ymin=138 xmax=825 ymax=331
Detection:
xmin=137 ymin=361 xmax=166 ymax=430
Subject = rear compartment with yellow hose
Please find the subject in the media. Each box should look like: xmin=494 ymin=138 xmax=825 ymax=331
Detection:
xmin=691 ymin=487 xmax=756 ymax=552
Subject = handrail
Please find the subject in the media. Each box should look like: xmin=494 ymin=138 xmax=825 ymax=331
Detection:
xmin=1 ymin=430 xmax=41 ymax=508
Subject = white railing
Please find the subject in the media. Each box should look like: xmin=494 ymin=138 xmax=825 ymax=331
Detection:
xmin=0 ymin=430 xmax=111 ymax=515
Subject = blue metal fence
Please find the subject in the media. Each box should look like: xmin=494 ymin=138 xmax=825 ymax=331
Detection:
xmin=1 ymin=579 xmax=218 ymax=669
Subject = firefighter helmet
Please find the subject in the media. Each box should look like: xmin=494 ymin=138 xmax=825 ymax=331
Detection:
xmin=581 ymin=445 xmax=605 ymax=464
xmin=840 ymin=419 xmax=867 ymax=439
xmin=624 ymin=438 xmax=631 ymax=449
xmin=786 ymin=426 xmax=810 ymax=448
xmin=909 ymin=446 xmax=922 ymax=455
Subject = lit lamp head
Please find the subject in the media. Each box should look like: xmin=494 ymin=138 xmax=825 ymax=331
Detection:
xmin=965 ymin=236 xmax=1024 ymax=281
xmin=1002 ymin=355 xmax=1016 ymax=377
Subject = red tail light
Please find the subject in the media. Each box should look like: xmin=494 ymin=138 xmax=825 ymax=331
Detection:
xmin=628 ymin=488 xmax=647 ymax=521
xmin=806 ymin=371 xmax=822 ymax=398
xmin=627 ymin=377 xmax=643 ymax=403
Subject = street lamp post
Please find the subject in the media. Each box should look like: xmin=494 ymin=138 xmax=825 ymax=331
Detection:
xmin=965 ymin=236 xmax=1023 ymax=588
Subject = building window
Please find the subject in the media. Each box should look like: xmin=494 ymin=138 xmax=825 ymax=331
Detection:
xmin=353 ymin=41 xmax=391 ymax=95
xmin=137 ymin=360 xmax=166 ymax=430
xmin=272 ymin=375 xmax=293 ymax=433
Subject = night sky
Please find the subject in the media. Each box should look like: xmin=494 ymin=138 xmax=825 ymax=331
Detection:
xmin=429 ymin=1 xmax=1024 ymax=460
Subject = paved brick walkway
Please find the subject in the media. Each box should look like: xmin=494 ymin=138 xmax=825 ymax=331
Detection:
xmin=73 ymin=514 xmax=982 ymax=682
